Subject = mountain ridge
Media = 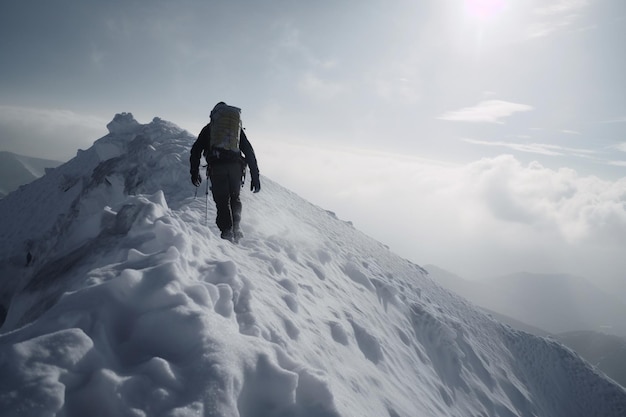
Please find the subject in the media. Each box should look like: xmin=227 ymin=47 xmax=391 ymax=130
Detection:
xmin=1 ymin=113 xmax=624 ymax=417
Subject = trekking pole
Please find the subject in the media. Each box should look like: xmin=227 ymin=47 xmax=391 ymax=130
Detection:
xmin=205 ymin=183 xmax=209 ymax=226
xmin=205 ymin=166 xmax=210 ymax=226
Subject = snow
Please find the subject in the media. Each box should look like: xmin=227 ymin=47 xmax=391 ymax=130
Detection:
xmin=1 ymin=113 xmax=625 ymax=417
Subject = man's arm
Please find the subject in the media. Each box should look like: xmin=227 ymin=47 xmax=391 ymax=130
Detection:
xmin=239 ymin=130 xmax=259 ymax=176
xmin=239 ymin=129 xmax=261 ymax=192
xmin=190 ymin=124 xmax=210 ymax=175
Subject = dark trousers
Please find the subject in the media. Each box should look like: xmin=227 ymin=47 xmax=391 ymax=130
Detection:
xmin=209 ymin=162 xmax=243 ymax=232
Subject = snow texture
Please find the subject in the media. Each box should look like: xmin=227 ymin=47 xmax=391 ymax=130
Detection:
xmin=0 ymin=113 xmax=625 ymax=417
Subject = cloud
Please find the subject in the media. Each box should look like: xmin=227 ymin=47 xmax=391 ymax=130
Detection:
xmin=438 ymin=100 xmax=534 ymax=124
xmin=463 ymin=155 xmax=626 ymax=243
xmin=609 ymin=144 xmax=626 ymax=166
xmin=534 ymin=0 xmax=589 ymax=16
xmin=0 ymin=106 xmax=107 ymax=160
xmin=462 ymin=138 xmax=597 ymax=158
xmin=297 ymin=72 xmax=346 ymax=101
xmin=373 ymin=76 xmax=422 ymax=103
xmin=258 ymin=139 xmax=626 ymax=286
xmin=527 ymin=15 xmax=578 ymax=38
xmin=463 ymin=138 xmax=561 ymax=156
xmin=528 ymin=0 xmax=590 ymax=38
xmin=269 ymin=21 xmax=338 ymax=74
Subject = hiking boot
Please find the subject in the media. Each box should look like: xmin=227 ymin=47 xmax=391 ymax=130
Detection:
xmin=233 ymin=227 xmax=244 ymax=242
xmin=220 ymin=229 xmax=234 ymax=241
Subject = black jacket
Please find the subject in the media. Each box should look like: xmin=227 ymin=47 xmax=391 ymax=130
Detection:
xmin=190 ymin=124 xmax=259 ymax=180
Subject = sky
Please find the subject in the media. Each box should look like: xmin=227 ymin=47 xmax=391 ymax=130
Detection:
xmin=1 ymin=0 xmax=625 ymax=292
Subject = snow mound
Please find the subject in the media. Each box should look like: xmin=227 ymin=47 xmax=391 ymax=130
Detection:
xmin=0 ymin=114 xmax=625 ymax=417
xmin=106 ymin=112 xmax=141 ymax=134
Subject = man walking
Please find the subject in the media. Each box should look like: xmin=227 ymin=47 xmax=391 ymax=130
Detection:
xmin=190 ymin=102 xmax=260 ymax=242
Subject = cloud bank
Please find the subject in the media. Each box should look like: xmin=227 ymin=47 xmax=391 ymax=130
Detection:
xmin=258 ymin=138 xmax=626 ymax=292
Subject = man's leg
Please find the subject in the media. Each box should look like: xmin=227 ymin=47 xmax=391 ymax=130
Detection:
xmin=227 ymin=163 xmax=244 ymax=239
xmin=210 ymin=164 xmax=233 ymax=236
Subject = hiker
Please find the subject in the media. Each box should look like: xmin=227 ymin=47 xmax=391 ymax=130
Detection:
xmin=190 ymin=102 xmax=261 ymax=242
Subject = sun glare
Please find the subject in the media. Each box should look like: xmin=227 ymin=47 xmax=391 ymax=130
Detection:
xmin=465 ymin=0 xmax=505 ymax=20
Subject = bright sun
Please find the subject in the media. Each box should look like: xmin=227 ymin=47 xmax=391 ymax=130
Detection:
xmin=465 ymin=0 xmax=506 ymax=20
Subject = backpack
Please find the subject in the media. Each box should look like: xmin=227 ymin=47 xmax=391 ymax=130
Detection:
xmin=209 ymin=103 xmax=242 ymax=153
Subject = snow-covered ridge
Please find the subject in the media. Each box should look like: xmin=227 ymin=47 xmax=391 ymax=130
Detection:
xmin=0 ymin=113 xmax=624 ymax=417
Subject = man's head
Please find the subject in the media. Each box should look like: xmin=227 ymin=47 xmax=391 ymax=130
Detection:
xmin=211 ymin=102 xmax=227 ymax=118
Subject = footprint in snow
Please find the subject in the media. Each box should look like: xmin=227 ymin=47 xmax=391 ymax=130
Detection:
xmin=278 ymin=278 xmax=298 ymax=294
xmin=328 ymin=321 xmax=350 ymax=346
xmin=307 ymin=261 xmax=326 ymax=281
xmin=282 ymin=294 xmax=298 ymax=313
xmin=343 ymin=262 xmax=375 ymax=292
xmin=349 ymin=320 xmax=383 ymax=364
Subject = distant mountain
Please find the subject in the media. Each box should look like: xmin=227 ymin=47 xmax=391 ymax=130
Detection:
xmin=485 ymin=271 xmax=626 ymax=338
xmin=425 ymin=265 xmax=626 ymax=338
xmin=556 ymin=331 xmax=626 ymax=389
xmin=481 ymin=307 xmax=551 ymax=337
xmin=0 ymin=151 xmax=62 ymax=198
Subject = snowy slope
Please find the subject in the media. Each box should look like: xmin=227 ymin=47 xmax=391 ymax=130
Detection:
xmin=555 ymin=331 xmax=626 ymax=389
xmin=0 ymin=151 xmax=62 ymax=198
xmin=0 ymin=113 xmax=625 ymax=417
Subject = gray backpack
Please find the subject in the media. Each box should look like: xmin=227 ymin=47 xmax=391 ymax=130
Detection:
xmin=210 ymin=103 xmax=242 ymax=152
